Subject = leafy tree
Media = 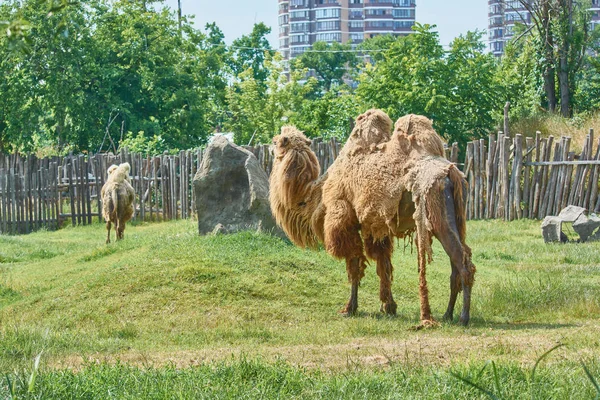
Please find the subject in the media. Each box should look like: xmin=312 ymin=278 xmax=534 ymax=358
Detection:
xmin=230 ymin=23 xmax=274 ymax=84
xmin=357 ymin=24 xmax=502 ymax=146
xmin=293 ymin=41 xmax=358 ymax=91
xmin=226 ymin=54 xmax=292 ymax=145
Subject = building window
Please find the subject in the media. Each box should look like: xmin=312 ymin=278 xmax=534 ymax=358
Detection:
xmin=316 ymin=8 xmax=341 ymax=19
xmin=392 ymin=9 xmax=414 ymax=18
xmin=291 ymin=34 xmax=309 ymax=44
xmin=279 ymin=15 xmax=289 ymax=25
xmin=291 ymin=22 xmax=311 ymax=33
xmin=316 ymin=32 xmax=341 ymax=42
xmin=349 ymin=33 xmax=363 ymax=42
xmin=316 ymin=20 xmax=341 ymax=31
xmin=290 ymin=10 xmax=309 ymax=19
xmin=350 ymin=10 xmax=363 ymax=18
xmin=366 ymin=21 xmax=394 ymax=29
xmin=290 ymin=0 xmax=306 ymax=6
xmin=350 ymin=0 xmax=363 ymax=3
xmin=348 ymin=21 xmax=364 ymax=28
xmin=366 ymin=8 xmax=390 ymax=17
xmin=394 ymin=20 xmax=414 ymax=29
xmin=291 ymin=46 xmax=311 ymax=56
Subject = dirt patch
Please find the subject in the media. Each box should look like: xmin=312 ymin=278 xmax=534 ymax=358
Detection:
xmin=48 ymin=323 xmax=600 ymax=372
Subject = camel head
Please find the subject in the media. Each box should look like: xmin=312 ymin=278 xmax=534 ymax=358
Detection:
xmin=270 ymin=125 xmax=322 ymax=249
xmin=272 ymin=126 xmax=313 ymax=160
xmin=107 ymin=164 xmax=118 ymax=176
xmin=394 ymin=114 xmax=446 ymax=157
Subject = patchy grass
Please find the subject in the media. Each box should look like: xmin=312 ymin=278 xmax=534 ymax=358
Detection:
xmin=510 ymin=112 xmax=600 ymax=153
xmin=0 ymin=219 xmax=599 ymax=397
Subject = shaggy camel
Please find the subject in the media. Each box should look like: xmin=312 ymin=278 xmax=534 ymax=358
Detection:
xmin=101 ymin=162 xmax=135 ymax=244
xmin=270 ymin=110 xmax=476 ymax=326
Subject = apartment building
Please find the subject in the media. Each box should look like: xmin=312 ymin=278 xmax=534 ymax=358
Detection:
xmin=278 ymin=0 xmax=417 ymax=61
xmin=488 ymin=0 xmax=600 ymax=57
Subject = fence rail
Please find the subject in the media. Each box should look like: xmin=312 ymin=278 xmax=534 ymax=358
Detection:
xmin=0 ymin=131 xmax=598 ymax=235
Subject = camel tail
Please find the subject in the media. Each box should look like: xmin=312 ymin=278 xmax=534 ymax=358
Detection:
xmin=448 ymin=164 xmax=467 ymax=244
xmin=111 ymin=188 xmax=119 ymax=221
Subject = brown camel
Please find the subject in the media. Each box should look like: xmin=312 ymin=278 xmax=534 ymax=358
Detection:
xmin=101 ymin=162 xmax=135 ymax=244
xmin=269 ymin=109 xmax=476 ymax=326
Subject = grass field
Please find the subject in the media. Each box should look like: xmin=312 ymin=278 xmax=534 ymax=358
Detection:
xmin=0 ymin=219 xmax=599 ymax=398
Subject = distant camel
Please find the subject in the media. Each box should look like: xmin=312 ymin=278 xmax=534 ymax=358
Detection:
xmin=269 ymin=110 xmax=476 ymax=326
xmin=101 ymin=162 xmax=135 ymax=244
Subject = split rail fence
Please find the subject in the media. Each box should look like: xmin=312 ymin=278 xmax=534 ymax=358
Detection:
xmin=0 ymin=132 xmax=598 ymax=235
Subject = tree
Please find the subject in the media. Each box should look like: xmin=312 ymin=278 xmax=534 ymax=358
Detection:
xmin=357 ymin=24 xmax=502 ymax=146
xmin=0 ymin=0 xmax=230 ymax=153
xmin=506 ymin=0 xmax=596 ymax=116
xmin=293 ymin=41 xmax=358 ymax=91
xmin=230 ymin=22 xmax=274 ymax=84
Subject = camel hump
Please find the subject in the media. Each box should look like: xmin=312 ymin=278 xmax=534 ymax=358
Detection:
xmin=345 ymin=109 xmax=393 ymax=154
xmin=394 ymin=114 xmax=446 ymax=157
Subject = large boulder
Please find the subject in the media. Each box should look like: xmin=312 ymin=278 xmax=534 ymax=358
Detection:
xmin=193 ymin=136 xmax=280 ymax=236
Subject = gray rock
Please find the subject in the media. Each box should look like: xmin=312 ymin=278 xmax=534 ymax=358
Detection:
xmin=573 ymin=213 xmax=600 ymax=242
xmin=557 ymin=205 xmax=587 ymax=223
xmin=193 ymin=136 xmax=282 ymax=236
xmin=541 ymin=216 xmax=564 ymax=243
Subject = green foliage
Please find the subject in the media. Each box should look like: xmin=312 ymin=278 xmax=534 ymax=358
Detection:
xmin=230 ymin=23 xmax=275 ymax=84
xmin=293 ymin=41 xmax=358 ymax=91
xmin=118 ymin=131 xmax=168 ymax=156
xmin=357 ymin=25 xmax=502 ymax=146
xmin=0 ymin=0 xmax=228 ymax=153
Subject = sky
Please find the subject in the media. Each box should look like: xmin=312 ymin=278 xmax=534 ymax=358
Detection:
xmin=163 ymin=0 xmax=489 ymax=49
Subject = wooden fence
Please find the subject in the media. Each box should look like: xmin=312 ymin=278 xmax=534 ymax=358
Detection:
xmin=0 ymin=132 xmax=598 ymax=235
xmin=0 ymin=138 xmax=340 ymax=234
xmin=462 ymin=130 xmax=600 ymax=221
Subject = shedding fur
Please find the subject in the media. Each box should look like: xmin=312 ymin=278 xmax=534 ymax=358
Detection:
xmin=270 ymin=110 xmax=476 ymax=326
xmin=101 ymin=162 xmax=135 ymax=244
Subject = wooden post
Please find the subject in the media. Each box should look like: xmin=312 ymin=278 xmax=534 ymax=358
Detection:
xmin=504 ymin=102 xmax=510 ymax=138
xmin=473 ymin=140 xmax=480 ymax=219
xmin=485 ymin=134 xmax=496 ymax=219
xmin=523 ymin=137 xmax=534 ymax=218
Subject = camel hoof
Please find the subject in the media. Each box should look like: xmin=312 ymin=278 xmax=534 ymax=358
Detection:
xmin=442 ymin=312 xmax=453 ymax=322
xmin=412 ymin=319 xmax=439 ymax=330
xmin=340 ymin=302 xmax=358 ymax=317
xmin=459 ymin=315 xmax=470 ymax=326
xmin=380 ymin=302 xmax=397 ymax=316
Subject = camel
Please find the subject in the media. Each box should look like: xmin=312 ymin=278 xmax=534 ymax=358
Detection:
xmin=269 ymin=109 xmax=476 ymax=326
xmin=101 ymin=162 xmax=135 ymax=244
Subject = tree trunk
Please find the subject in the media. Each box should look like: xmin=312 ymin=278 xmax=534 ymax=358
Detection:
xmin=557 ymin=0 xmax=573 ymax=117
xmin=541 ymin=0 xmax=557 ymax=113
xmin=177 ymin=0 xmax=182 ymax=33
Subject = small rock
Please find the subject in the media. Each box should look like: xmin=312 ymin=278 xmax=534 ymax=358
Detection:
xmin=573 ymin=213 xmax=600 ymax=242
xmin=541 ymin=216 xmax=564 ymax=243
xmin=557 ymin=205 xmax=587 ymax=223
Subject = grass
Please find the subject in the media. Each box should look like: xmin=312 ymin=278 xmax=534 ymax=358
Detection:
xmin=510 ymin=112 xmax=600 ymax=153
xmin=0 ymin=219 xmax=599 ymax=398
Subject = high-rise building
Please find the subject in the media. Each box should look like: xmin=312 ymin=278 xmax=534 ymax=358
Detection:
xmin=278 ymin=0 xmax=416 ymax=61
xmin=488 ymin=0 xmax=600 ymax=57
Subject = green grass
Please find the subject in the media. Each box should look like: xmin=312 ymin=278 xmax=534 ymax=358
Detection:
xmin=0 ymin=219 xmax=599 ymax=398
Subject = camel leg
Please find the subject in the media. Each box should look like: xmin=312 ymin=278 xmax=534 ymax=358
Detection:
xmin=324 ymin=200 xmax=366 ymax=316
xmin=365 ymin=236 xmax=397 ymax=315
xmin=442 ymin=262 xmax=460 ymax=321
xmin=435 ymin=178 xmax=475 ymax=326
xmin=342 ymin=256 xmax=366 ymax=316
xmin=118 ymin=221 xmax=125 ymax=240
xmin=106 ymin=221 xmax=111 ymax=244
xmin=416 ymin=237 xmax=434 ymax=324
xmin=115 ymin=218 xmax=122 ymax=241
